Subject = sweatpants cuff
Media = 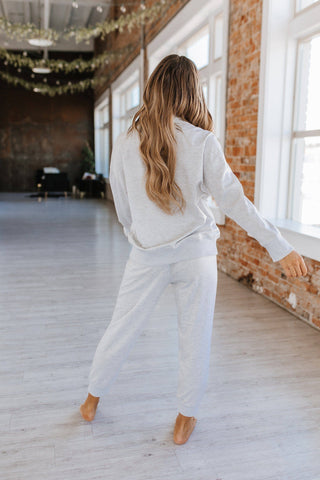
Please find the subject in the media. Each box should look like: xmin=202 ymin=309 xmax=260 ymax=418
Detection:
xmin=177 ymin=404 xmax=200 ymax=417
xmin=88 ymin=385 xmax=105 ymax=397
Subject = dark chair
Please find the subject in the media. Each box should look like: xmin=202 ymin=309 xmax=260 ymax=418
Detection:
xmin=78 ymin=175 xmax=106 ymax=198
xmin=36 ymin=169 xmax=70 ymax=199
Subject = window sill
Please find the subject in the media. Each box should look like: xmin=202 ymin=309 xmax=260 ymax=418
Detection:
xmin=271 ymin=218 xmax=320 ymax=262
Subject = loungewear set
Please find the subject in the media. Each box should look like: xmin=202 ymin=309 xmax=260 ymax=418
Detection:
xmin=87 ymin=116 xmax=295 ymax=418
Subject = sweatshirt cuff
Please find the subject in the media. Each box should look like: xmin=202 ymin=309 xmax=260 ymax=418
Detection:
xmin=264 ymin=237 xmax=295 ymax=263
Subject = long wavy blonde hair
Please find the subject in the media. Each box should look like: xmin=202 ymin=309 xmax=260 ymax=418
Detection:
xmin=127 ymin=54 xmax=214 ymax=215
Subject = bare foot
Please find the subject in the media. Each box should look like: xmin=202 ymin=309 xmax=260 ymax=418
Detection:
xmin=80 ymin=393 xmax=100 ymax=421
xmin=173 ymin=412 xmax=197 ymax=445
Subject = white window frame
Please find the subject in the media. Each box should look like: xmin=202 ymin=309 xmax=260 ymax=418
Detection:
xmin=94 ymin=88 xmax=110 ymax=178
xmin=256 ymin=0 xmax=320 ymax=261
xmin=295 ymin=0 xmax=320 ymax=13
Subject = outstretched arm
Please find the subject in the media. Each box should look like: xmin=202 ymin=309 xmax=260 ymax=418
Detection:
xmin=202 ymin=133 xmax=308 ymax=277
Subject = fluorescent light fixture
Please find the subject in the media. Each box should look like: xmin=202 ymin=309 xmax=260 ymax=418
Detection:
xmin=32 ymin=66 xmax=52 ymax=74
xmin=28 ymin=38 xmax=53 ymax=47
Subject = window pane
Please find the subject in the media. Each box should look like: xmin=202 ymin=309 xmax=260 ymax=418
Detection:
xmin=214 ymin=14 xmax=223 ymax=60
xmin=185 ymin=28 xmax=209 ymax=70
xmin=202 ymin=82 xmax=208 ymax=103
xmin=295 ymin=33 xmax=320 ymax=131
xmin=99 ymin=110 xmax=104 ymax=129
xmin=296 ymin=0 xmax=319 ymax=12
xmin=126 ymin=83 xmax=140 ymax=110
xmin=103 ymin=105 xmax=109 ymax=125
xmin=291 ymin=136 xmax=320 ymax=226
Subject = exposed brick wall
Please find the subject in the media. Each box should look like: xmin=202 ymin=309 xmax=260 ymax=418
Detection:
xmin=0 ymin=83 xmax=94 ymax=192
xmin=219 ymin=0 xmax=320 ymax=329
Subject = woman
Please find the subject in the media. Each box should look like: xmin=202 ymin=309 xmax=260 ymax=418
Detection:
xmin=80 ymin=54 xmax=308 ymax=444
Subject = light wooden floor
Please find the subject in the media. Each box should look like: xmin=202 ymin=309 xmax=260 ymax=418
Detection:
xmin=1 ymin=193 xmax=320 ymax=480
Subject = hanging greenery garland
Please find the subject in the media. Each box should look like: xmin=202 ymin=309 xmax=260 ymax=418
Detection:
xmin=0 ymin=18 xmax=59 ymax=44
xmin=68 ymin=0 xmax=171 ymax=43
xmin=0 ymin=44 xmax=135 ymax=73
xmin=0 ymin=70 xmax=112 ymax=96
xmin=0 ymin=0 xmax=184 ymax=96
xmin=0 ymin=0 xmax=173 ymax=45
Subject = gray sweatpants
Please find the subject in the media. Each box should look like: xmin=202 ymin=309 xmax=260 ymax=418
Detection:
xmin=88 ymin=254 xmax=218 ymax=417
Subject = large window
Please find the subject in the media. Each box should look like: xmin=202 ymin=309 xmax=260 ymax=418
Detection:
xmin=289 ymin=33 xmax=320 ymax=226
xmin=177 ymin=13 xmax=224 ymax=139
xmin=257 ymin=0 xmax=320 ymax=260
xmin=178 ymin=25 xmax=210 ymax=105
xmin=120 ymin=80 xmax=140 ymax=132
xmin=180 ymin=25 xmax=210 ymax=70
xmin=112 ymin=67 xmax=141 ymax=145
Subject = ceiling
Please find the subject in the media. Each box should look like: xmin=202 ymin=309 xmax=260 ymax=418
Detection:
xmin=0 ymin=0 xmax=112 ymax=51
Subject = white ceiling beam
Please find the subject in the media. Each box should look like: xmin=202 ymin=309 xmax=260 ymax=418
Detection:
xmin=23 ymin=1 xmax=31 ymax=23
xmin=85 ymin=8 xmax=95 ymax=27
xmin=63 ymin=4 xmax=73 ymax=29
xmin=43 ymin=0 xmax=50 ymax=29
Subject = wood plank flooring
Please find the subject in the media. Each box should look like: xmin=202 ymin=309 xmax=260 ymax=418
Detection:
xmin=1 ymin=193 xmax=320 ymax=480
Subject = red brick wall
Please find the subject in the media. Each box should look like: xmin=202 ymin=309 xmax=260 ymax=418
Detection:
xmin=0 ymin=83 xmax=94 ymax=192
xmin=219 ymin=0 xmax=320 ymax=329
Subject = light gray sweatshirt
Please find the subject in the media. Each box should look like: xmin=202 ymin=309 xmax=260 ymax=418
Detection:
xmin=109 ymin=116 xmax=294 ymax=265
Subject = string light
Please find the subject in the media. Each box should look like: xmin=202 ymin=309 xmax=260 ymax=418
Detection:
xmin=0 ymin=0 xmax=174 ymax=96
xmin=0 ymin=44 xmax=134 ymax=73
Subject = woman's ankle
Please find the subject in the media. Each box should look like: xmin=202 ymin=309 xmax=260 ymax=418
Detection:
xmin=86 ymin=393 xmax=100 ymax=404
